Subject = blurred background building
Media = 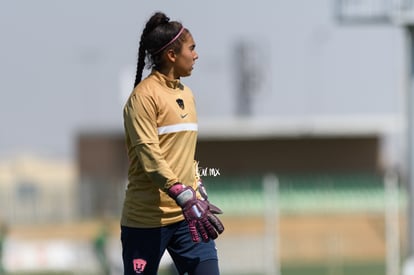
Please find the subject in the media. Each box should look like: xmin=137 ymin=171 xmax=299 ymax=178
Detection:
xmin=0 ymin=0 xmax=412 ymax=274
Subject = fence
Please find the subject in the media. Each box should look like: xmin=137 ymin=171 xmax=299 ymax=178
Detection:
xmin=0 ymin=181 xmax=76 ymax=225
xmin=0 ymin=172 xmax=407 ymax=274
xmin=207 ymin=172 xmax=404 ymax=275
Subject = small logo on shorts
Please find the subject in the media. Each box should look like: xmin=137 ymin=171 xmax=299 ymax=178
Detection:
xmin=133 ymin=258 xmax=147 ymax=274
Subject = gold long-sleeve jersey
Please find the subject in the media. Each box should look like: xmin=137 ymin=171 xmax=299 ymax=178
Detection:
xmin=121 ymin=71 xmax=199 ymax=228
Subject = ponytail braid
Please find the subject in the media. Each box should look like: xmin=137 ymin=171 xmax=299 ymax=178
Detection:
xmin=133 ymin=12 xmax=186 ymax=88
xmin=133 ymin=38 xmax=147 ymax=88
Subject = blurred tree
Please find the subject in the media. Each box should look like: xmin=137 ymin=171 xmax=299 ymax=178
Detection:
xmin=93 ymin=222 xmax=111 ymax=275
xmin=0 ymin=220 xmax=7 ymax=275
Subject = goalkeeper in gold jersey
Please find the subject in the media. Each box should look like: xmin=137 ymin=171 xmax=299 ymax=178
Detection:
xmin=121 ymin=11 xmax=224 ymax=275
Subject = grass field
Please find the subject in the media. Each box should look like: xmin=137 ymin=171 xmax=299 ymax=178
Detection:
xmin=281 ymin=261 xmax=386 ymax=275
xmin=4 ymin=214 xmax=396 ymax=275
xmin=5 ymin=261 xmax=387 ymax=275
xmin=4 ymin=173 xmax=404 ymax=275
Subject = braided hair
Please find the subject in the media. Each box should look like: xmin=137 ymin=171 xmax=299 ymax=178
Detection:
xmin=134 ymin=12 xmax=188 ymax=88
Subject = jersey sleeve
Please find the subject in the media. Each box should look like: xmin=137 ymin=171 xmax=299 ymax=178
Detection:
xmin=124 ymin=93 xmax=158 ymax=145
xmin=124 ymin=93 xmax=179 ymax=190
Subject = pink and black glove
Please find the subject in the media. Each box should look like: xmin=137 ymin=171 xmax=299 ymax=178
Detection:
xmin=196 ymin=179 xmax=223 ymax=215
xmin=168 ymin=183 xmax=225 ymax=242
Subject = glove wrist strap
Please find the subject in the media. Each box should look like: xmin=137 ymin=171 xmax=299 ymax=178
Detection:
xmin=175 ymin=189 xmax=194 ymax=207
xmin=168 ymin=183 xmax=195 ymax=207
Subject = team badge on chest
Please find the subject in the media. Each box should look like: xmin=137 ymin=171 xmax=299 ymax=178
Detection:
xmin=176 ymin=98 xmax=185 ymax=110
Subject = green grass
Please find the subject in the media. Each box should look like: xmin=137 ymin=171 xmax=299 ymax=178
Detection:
xmin=280 ymin=261 xmax=386 ymax=275
xmin=8 ymin=273 xmax=74 ymax=275
xmin=5 ymin=261 xmax=387 ymax=275
xmin=216 ymin=261 xmax=386 ymax=275
xmin=6 ymin=267 xmax=176 ymax=275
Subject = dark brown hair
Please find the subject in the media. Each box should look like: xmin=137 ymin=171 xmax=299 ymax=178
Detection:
xmin=134 ymin=12 xmax=189 ymax=87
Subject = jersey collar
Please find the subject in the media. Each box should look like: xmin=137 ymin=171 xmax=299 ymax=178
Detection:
xmin=152 ymin=70 xmax=182 ymax=90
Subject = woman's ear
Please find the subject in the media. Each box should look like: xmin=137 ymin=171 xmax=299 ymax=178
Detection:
xmin=166 ymin=49 xmax=177 ymax=63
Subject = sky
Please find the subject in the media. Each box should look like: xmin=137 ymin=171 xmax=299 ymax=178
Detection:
xmin=0 ymin=0 xmax=405 ymax=160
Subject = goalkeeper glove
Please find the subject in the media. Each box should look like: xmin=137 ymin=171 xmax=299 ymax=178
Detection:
xmin=168 ymin=183 xmax=224 ymax=242
xmin=196 ymin=179 xmax=223 ymax=215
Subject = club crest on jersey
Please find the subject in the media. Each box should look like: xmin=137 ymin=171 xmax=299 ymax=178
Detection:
xmin=133 ymin=258 xmax=147 ymax=274
xmin=176 ymin=98 xmax=185 ymax=109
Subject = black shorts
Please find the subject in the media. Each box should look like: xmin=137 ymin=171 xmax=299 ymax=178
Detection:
xmin=121 ymin=220 xmax=219 ymax=275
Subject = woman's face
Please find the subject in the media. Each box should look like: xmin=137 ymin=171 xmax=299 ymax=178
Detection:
xmin=173 ymin=34 xmax=198 ymax=78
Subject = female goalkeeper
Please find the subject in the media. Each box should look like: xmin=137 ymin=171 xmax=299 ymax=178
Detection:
xmin=121 ymin=11 xmax=224 ymax=275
